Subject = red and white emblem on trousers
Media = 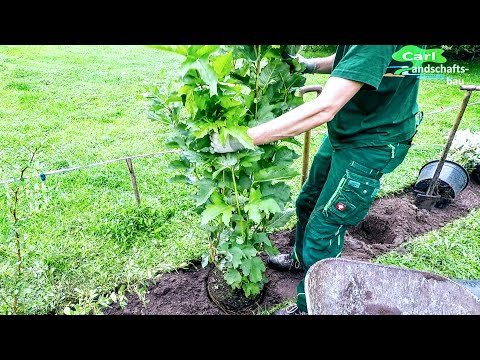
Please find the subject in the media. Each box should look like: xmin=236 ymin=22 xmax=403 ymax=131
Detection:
xmin=335 ymin=202 xmax=346 ymax=211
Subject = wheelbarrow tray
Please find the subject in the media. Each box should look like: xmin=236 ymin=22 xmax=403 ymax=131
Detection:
xmin=305 ymin=258 xmax=480 ymax=315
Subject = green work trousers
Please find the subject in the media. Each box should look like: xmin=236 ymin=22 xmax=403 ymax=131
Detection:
xmin=293 ymin=135 xmax=412 ymax=312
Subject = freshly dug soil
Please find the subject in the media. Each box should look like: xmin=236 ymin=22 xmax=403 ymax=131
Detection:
xmin=104 ymin=182 xmax=480 ymax=315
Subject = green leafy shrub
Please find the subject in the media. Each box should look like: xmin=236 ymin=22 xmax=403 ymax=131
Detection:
xmin=1 ymin=144 xmax=55 ymax=314
xmin=428 ymin=45 xmax=480 ymax=60
xmin=448 ymin=129 xmax=480 ymax=172
xmin=146 ymin=45 xmax=307 ymax=297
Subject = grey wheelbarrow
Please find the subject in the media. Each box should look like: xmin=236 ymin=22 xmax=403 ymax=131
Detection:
xmin=305 ymin=258 xmax=480 ymax=315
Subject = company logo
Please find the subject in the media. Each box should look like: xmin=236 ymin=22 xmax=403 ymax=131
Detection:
xmin=389 ymin=45 xmax=468 ymax=85
xmin=335 ymin=202 xmax=346 ymax=212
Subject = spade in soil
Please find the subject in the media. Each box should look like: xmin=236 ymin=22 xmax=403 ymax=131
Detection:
xmin=414 ymin=85 xmax=479 ymax=210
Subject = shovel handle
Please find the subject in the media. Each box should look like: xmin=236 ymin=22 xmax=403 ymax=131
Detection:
xmin=299 ymin=85 xmax=323 ymax=97
xmin=298 ymin=85 xmax=323 ymax=186
xmin=460 ymin=85 xmax=480 ymax=92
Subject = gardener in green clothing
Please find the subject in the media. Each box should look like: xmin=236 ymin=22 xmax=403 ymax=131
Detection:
xmin=210 ymin=45 xmax=425 ymax=315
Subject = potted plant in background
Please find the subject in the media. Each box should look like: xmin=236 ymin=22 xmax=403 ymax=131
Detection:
xmin=448 ymin=129 xmax=480 ymax=184
xmin=146 ymin=45 xmax=307 ymax=313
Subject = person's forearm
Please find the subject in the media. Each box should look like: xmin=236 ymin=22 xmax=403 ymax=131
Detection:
xmin=246 ymin=76 xmax=363 ymax=146
xmin=247 ymin=99 xmax=333 ymax=145
xmin=309 ymin=54 xmax=336 ymax=74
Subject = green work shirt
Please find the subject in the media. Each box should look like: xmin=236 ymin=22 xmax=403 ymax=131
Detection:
xmin=328 ymin=45 xmax=424 ymax=149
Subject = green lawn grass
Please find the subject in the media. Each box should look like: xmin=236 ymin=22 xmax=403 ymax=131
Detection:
xmin=0 ymin=45 xmax=206 ymax=314
xmin=1 ymin=45 xmax=480 ymax=314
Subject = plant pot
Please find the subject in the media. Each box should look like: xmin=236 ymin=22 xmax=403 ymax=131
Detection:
xmin=206 ymin=266 xmax=264 ymax=315
xmin=413 ymin=160 xmax=469 ymax=208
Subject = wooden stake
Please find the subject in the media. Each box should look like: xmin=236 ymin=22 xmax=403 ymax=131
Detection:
xmin=125 ymin=158 xmax=141 ymax=205
xmin=298 ymin=85 xmax=323 ymax=186
xmin=301 ymin=130 xmax=311 ymax=185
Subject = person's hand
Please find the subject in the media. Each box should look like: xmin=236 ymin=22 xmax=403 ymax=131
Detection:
xmin=210 ymin=132 xmax=246 ymax=153
xmin=282 ymin=52 xmax=316 ymax=74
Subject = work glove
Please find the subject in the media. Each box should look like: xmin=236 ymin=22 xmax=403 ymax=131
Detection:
xmin=210 ymin=132 xmax=246 ymax=153
xmin=282 ymin=52 xmax=316 ymax=74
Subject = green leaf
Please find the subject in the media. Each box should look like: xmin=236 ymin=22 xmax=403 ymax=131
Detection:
xmin=219 ymin=96 xmax=242 ymax=109
xmin=147 ymin=111 xmax=170 ymax=124
xmin=169 ymin=160 xmax=189 ymax=170
xmin=228 ymin=246 xmax=244 ymax=268
xmin=242 ymin=282 xmax=251 ymax=298
xmin=252 ymin=232 xmax=279 ymax=256
xmin=256 ymin=103 xmax=275 ymax=124
xmin=212 ymin=52 xmax=233 ymax=78
xmin=212 ymin=153 xmax=238 ymax=179
xmin=242 ymin=282 xmax=261 ymax=297
xmin=180 ymin=150 xmax=203 ymax=164
xmin=248 ymin=257 xmax=266 ymax=283
xmin=217 ymin=153 xmax=238 ymax=168
xmin=273 ymin=146 xmax=300 ymax=166
xmin=236 ymin=172 xmax=253 ymax=192
xmin=182 ymin=68 xmax=201 ymax=85
xmin=280 ymin=137 xmax=302 ymax=147
xmin=282 ymin=45 xmax=302 ymax=56
xmin=191 ymin=121 xmax=221 ymax=139
xmin=190 ymin=45 xmax=220 ymax=58
xmin=284 ymin=73 xmax=305 ymax=90
xmin=177 ymin=84 xmax=194 ymax=96
xmin=235 ymin=45 xmax=257 ymax=61
xmin=147 ymin=45 xmax=188 ymax=56
xmin=259 ymin=62 xmax=281 ymax=87
xmin=201 ymin=253 xmax=210 ymax=268
xmin=240 ymin=244 xmax=257 ymax=258
xmin=234 ymin=235 xmax=245 ymax=244
xmin=224 ymin=122 xmax=255 ymax=150
xmin=194 ymin=178 xmax=216 ymax=207
xmin=241 ymin=258 xmax=252 ymax=276
xmin=210 ymin=190 xmax=224 ymax=205
xmin=181 ymin=58 xmax=218 ymax=96
xmin=185 ymin=90 xmax=196 ymax=114
xmin=225 ymin=268 xmax=242 ymax=287
xmin=260 ymin=182 xmax=291 ymax=204
xmin=244 ymin=188 xmax=282 ymax=224
xmin=252 ymin=232 xmax=270 ymax=245
xmin=254 ymin=166 xmax=299 ymax=183
xmin=167 ymin=175 xmax=191 ymax=184
xmin=266 ymin=208 xmax=296 ymax=230
xmin=223 ymin=193 xmax=248 ymax=206
xmin=200 ymin=203 xmax=233 ymax=225
xmin=239 ymin=154 xmax=261 ymax=168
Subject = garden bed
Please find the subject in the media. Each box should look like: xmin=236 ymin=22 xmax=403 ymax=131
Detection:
xmin=104 ymin=181 xmax=480 ymax=315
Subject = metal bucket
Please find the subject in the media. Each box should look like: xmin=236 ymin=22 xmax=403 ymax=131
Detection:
xmin=414 ymin=160 xmax=469 ymax=204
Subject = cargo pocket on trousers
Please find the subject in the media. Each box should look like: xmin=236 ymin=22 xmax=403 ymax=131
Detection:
xmin=323 ymin=169 xmax=380 ymax=226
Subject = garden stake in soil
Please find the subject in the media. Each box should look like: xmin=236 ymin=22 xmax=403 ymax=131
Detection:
xmin=298 ymin=85 xmax=323 ymax=186
xmin=125 ymin=158 xmax=141 ymax=205
xmin=415 ymin=84 xmax=480 ymax=210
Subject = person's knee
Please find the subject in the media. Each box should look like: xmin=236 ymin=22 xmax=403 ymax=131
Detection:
xmin=302 ymin=225 xmax=342 ymax=268
xmin=302 ymin=238 xmax=339 ymax=268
